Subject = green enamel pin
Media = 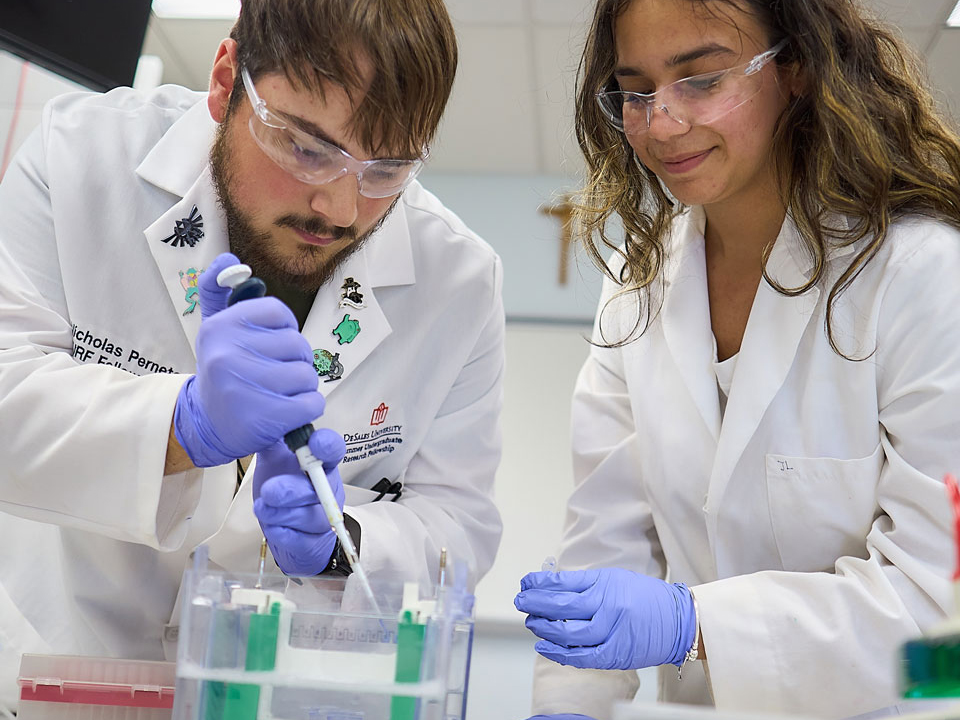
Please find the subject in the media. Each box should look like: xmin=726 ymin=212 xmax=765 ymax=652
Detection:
xmin=332 ymin=314 xmax=361 ymax=344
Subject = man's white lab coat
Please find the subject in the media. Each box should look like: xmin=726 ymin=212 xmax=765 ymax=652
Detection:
xmin=532 ymin=206 xmax=957 ymax=719
xmin=0 ymin=85 xmax=504 ymax=706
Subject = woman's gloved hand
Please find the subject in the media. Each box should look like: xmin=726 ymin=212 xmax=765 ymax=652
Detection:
xmin=514 ymin=568 xmax=696 ymax=670
xmin=173 ymin=253 xmax=326 ymax=467
xmin=252 ymin=427 xmax=346 ymax=576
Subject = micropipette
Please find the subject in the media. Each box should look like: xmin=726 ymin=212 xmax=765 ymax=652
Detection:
xmin=282 ymin=425 xmax=381 ymax=615
xmin=216 ymin=264 xmax=382 ymax=615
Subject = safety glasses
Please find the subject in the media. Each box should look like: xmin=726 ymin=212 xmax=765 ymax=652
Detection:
xmin=596 ymin=39 xmax=789 ymax=134
xmin=240 ymin=67 xmax=426 ymax=198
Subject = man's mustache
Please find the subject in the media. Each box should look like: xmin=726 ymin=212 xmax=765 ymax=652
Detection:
xmin=276 ymin=215 xmax=357 ymax=241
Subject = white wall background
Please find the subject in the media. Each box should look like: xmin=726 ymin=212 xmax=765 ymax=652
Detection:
xmin=464 ymin=323 xmax=658 ymax=719
xmin=421 ymin=172 xmax=605 ymax=323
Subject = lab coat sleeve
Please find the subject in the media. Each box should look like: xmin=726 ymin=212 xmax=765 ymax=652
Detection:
xmin=342 ymin=255 xmax=505 ymax=586
xmin=0 ymin=121 xmax=198 ymax=550
xmin=692 ymin=231 xmax=959 ymax=715
xmin=531 ymin=272 xmax=656 ymax=718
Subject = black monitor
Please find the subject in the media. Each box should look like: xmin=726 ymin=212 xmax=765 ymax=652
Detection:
xmin=0 ymin=0 xmax=153 ymax=91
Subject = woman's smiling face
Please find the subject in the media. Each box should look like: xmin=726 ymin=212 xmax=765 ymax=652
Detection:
xmin=613 ymin=0 xmax=791 ymax=208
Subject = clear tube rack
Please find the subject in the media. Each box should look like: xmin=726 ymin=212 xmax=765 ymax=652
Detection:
xmin=172 ymin=555 xmax=474 ymax=720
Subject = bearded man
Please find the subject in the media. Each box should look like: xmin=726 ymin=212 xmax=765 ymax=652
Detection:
xmin=0 ymin=1 xmax=504 ymax=709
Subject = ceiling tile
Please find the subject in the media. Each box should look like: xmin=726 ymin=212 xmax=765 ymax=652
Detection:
xmin=531 ymin=25 xmax=587 ymax=176
xmin=897 ymin=26 xmax=936 ymax=53
xmin=444 ymin=0 xmax=524 ymax=25
xmin=142 ymin=17 xmax=234 ymax=90
xmin=427 ymin=26 xmax=540 ymax=172
xmin=530 ymin=0 xmax=595 ymax=26
xmin=34 ymin=0 xmax=952 ymax=177
xmin=924 ymin=28 xmax=960 ymax=119
xmin=152 ymin=0 xmax=240 ymax=19
xmin=862 ymin=0 xmax=954 ymax=27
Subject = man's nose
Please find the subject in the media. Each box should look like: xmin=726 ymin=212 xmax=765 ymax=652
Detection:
xmin=309 ymin=173 xmax=360 ymax=228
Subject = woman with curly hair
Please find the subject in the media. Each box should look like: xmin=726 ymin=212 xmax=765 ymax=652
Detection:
xmin=514 ymin=0 xmax=960 ymax=717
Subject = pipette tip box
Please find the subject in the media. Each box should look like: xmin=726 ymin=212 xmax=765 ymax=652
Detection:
xmin=17 ymin=654 xmax=176 ymax=719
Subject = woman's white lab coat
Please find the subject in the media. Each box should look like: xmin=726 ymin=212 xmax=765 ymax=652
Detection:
xmin=532 ymin=206 xmax=957 ymax=719
xmin=0 ymin=85 xmax=504 ymax=706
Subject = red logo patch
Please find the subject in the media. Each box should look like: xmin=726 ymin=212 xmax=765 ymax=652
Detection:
xmin=370 ymin=402 xmax=389 ymax=426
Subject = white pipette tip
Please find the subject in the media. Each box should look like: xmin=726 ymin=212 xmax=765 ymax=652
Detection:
xmin=289 ymin=439 xmax=383 ymax=617
xmin=438 ymin=548 xmax=448 ymax=587
xmin=351 ymin=564 xmax=381 ymax=614
xmin=216 ymin=263 xmax=252 ymax=289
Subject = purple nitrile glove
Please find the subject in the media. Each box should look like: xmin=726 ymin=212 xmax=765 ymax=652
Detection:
xmin=252 ymin=428 xmax=346 ymax=576
xmin=197 ymin=252 xmax=238 ymax=320
xmin=514 ymin=568 xmax=696 ymax=671
xmin=173 ymin=253 xmax=326 ymax=467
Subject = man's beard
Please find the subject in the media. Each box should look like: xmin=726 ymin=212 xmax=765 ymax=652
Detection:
xmin=209 ymin=118 xmax=398 ymax=293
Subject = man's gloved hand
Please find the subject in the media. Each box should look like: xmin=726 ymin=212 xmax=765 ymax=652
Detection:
xmin=173 ymin=253 xmax=326 ymax=467
xmin=252 ymin=428 xmax=347 ymax=576
xmin=514 ymin=568 xmax=696 ymax=671
xmin=196 ymin=253 xmax=237 ymax=321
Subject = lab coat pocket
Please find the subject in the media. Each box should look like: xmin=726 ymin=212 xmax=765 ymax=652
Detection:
xmin=765 ymin=443 xmax=884 ymax=572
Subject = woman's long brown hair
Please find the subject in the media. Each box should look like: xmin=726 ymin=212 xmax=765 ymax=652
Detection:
xmin=576 ymin=0 xmax=960 ymax=354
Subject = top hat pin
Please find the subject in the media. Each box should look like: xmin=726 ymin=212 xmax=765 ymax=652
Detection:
xmin=338 ymin=277 xmax=366 ymax=309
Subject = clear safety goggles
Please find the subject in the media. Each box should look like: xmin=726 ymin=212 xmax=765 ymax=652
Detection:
xmin=240 ymin=67 xmax=427 ymax=199
xmin=596 ymin=39 xmax=788 ymax=134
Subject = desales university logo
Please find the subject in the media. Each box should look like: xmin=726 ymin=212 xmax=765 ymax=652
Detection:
xmin=342 ymin=403 xmax=402 ymax=464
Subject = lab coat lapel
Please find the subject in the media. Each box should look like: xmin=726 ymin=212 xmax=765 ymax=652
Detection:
xmin=137 ymin=100 xmax=228 ymax=356
xmin=704 ymin=218 xmax=821 ymax=522
xmin=141 ymin=171 xmax=229 ymax=353
xmin=299 ymin=198 xmax=416 ymax=398
xmin=661 ymin=207 xmax=722 ymax=442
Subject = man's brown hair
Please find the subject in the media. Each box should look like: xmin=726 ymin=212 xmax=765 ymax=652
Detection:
xmin=229 ymin=0 xmax=457 ymax=159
